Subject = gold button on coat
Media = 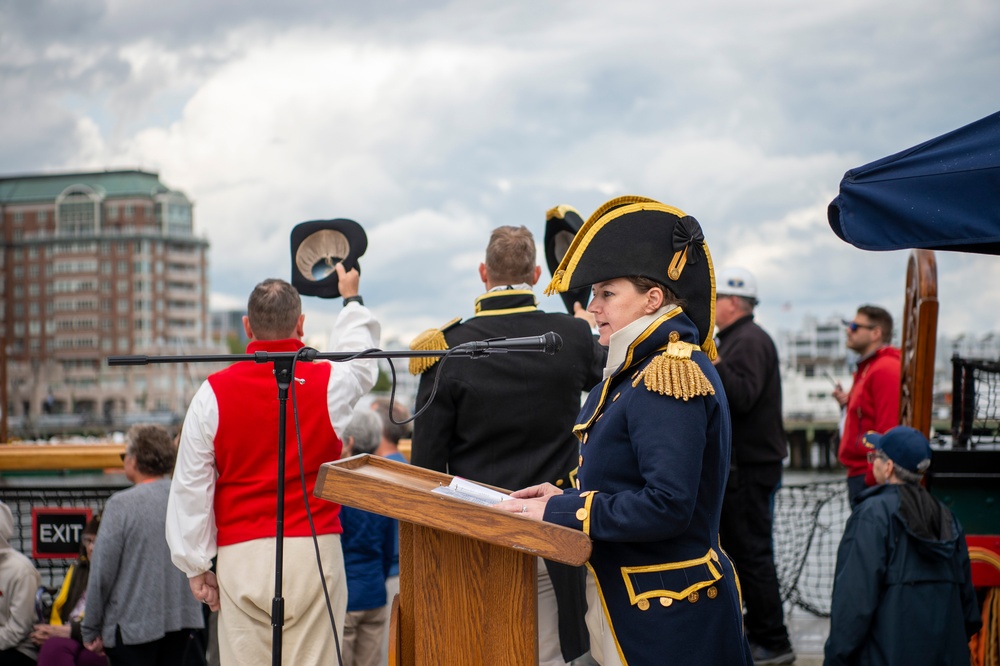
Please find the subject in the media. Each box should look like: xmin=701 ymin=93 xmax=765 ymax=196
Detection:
xmin=687 ymin=591 xmax=699 ymax=603
xmin=637 ymin=598 xmax=650 ymax=611
xmin=707 ymin=587 xmax=718 ymax=599
xmin=575 ymin=508 xmax=588 ymax=521
xmin=659 ymin=597 xmax=673 ymax=607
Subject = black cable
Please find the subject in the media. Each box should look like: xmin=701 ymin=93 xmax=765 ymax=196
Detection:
xmin=289 ymin=348 xmax=344 ymax=666
xmin=343 ymin=346 xmax=459 ymax=428
xmin=280 ymin=341 xmax=463 ymax=665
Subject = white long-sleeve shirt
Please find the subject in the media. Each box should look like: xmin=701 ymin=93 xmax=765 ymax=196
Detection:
xmin=165 ymin=302 xmax=380 ymax=577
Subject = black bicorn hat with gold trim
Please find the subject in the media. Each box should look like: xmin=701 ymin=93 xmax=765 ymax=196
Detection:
xmin=544 ymin=195 xmax=717 ymax=359
xmin=544 ymin=205 xmax=591 ymax=314
xmin=290 ymin=219 xmax=368 ymax=299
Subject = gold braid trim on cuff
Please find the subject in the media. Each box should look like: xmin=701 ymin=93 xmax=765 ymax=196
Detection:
xmin=632 ymin=331 xmax=716 ymax=401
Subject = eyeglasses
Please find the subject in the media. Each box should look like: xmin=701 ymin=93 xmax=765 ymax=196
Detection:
xmin=842 ymin=319 xmax=877 ymax=332
xmin=866 ymin=451 xmax=888 ymax=463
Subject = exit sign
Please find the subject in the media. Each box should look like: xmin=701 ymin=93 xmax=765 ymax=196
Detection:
xmin=31 ymin=508 xmax=93 ymax=559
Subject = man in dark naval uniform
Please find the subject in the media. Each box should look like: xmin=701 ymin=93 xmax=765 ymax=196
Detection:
xmin=409 ymin=224 xmax=605 ymax=666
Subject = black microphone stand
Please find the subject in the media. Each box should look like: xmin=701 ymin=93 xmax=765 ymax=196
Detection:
xmin=108 ymin=340 xmax=557 ymax=666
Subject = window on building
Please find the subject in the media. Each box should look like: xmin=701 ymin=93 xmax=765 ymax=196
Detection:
xmin=124 ymin=204 xmax=135 ymax=219
xmin=56 ymin=188 xmax=101 ymax=235
xmin=38 ymin=210 xmax=48 ymax=223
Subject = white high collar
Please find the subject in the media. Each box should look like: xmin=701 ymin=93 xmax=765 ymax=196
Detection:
xmin=603 ymin=305 xmax=678 ymax=379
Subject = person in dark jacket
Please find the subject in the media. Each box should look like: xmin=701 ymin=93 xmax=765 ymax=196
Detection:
xmin=824 ymin=426 xmax=981 ymax=666
xmin=339 ymin=407 xmax=396 ymax=666
xmin=714 ymin=266 xmax=793 ymax=665
xmin=409 ymin=224 xmax=604 ymax=666
xmin=500 ymin=196 xmax=753 ymax=666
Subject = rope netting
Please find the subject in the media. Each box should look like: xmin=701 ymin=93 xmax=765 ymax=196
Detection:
xmin=773 ymin=479 xmax=850 ymax=617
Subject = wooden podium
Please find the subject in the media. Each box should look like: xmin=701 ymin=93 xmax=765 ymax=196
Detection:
xmin=314 ymin=454 xmax=592 ymax=666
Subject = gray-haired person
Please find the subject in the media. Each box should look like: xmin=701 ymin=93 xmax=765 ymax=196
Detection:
xmin=340 ymin=407 xmax=396 ymax=666
xmin=83 ymin=425 xmax=204 ymax=665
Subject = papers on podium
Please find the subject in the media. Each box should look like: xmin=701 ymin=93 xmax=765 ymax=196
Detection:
xmin=431 ymin=476 xmax=510 ymax=507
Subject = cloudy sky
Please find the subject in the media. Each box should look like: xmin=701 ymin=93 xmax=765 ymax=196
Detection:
xmin=2 ymin=0 xmax=999 ymax=347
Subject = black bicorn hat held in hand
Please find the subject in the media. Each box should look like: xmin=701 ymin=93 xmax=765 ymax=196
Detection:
xmin=544 ymin=204 xmax=591 ymax=314
xmin=290 ymin=219 xmax=368 ymax=298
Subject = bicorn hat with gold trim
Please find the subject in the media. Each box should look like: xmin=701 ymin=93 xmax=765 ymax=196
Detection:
xmin=544 ymin=195 xmax=717 ymax=358
xmin=290 ymin=219 xmax=367 ymax=299
xmin=544 ymin=205 xmax=591 ymax=314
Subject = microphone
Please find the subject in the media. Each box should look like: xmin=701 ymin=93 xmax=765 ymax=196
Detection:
xmin=455 ymin=331 xmax=563 ymax=356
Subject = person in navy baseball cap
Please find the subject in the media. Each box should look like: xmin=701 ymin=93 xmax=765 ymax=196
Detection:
xmin=825 ymin=424 xmax=981 ymax=664
xmin=862 ymin=426 xmax=932 ymax=479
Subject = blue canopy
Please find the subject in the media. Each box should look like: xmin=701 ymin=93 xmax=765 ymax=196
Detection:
xmin=829 ymin=110 xmax=1000 ymax=254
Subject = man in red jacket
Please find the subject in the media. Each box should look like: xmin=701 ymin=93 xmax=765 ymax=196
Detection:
xmin=832 ymin=305 xmax=900 ymax=506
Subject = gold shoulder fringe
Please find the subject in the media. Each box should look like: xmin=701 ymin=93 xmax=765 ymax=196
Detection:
xmin=632 ymin=331 xmax=716 ymax=401
xmin=408 ymin=317 xmax=460 ymax=375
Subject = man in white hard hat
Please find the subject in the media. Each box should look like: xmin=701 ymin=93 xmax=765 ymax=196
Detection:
xmin=713 ymin=267 xmax=794 ymax=665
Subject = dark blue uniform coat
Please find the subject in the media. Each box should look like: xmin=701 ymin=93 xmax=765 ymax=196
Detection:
xmin=544 ymin=310 xmax=753 ymax=666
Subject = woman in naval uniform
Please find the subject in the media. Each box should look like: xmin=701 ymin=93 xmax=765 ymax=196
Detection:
xmin=499 ymin=196 xmax=753 ymax=666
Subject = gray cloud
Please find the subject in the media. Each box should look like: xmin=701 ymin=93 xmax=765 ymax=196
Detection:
xmin=2 ymin=0 xmax=999 ymax=344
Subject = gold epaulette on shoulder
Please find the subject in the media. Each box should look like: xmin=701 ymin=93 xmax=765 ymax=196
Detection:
xmin=632 ymin=331 xmax=716 ymax=401
xmin=408 ymin=317 xmax=461 ymax=375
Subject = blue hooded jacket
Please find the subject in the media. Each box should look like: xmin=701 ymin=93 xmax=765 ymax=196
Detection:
xmin=825 ymin=483 xmax=981 ymax=665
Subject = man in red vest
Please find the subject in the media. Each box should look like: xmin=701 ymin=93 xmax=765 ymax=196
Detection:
xmin=166 ymin=264 xmax=379 ymax=664
xmin=832 ymin=305 xmax=900 ymax=506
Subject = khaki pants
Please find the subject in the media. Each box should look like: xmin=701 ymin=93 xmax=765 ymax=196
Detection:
xmin=216 ymin=535 xmax=347 ymax=666
xmin=343 ymin=606 xmax=389 ymax=666
xmin=382 ymin=575 xmax=399 ymax=666
xmin=538 ymin=560 xmax=569 ymax=666
xmin=585 ymin=570 xmax=624 ymax=666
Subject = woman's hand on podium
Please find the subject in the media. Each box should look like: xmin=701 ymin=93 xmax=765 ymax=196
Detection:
xmin=497 ymin=483 xmax=563 ymax=521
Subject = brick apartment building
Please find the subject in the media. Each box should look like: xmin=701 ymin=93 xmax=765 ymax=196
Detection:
xmin=0 ymin=169 xmax=222 ymax=436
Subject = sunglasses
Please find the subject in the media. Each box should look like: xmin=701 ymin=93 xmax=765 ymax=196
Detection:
xmin=866 ymin=450 xmax=888 ymax=463
xmin=842 ymin=319 xmax=876 ymax=332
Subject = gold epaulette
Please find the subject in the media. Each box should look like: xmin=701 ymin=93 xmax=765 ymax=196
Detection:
xmin=408 ymin=317 xmax=461 ymax=375
xmin=632 ymin=331 xmax=716 ymax=401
